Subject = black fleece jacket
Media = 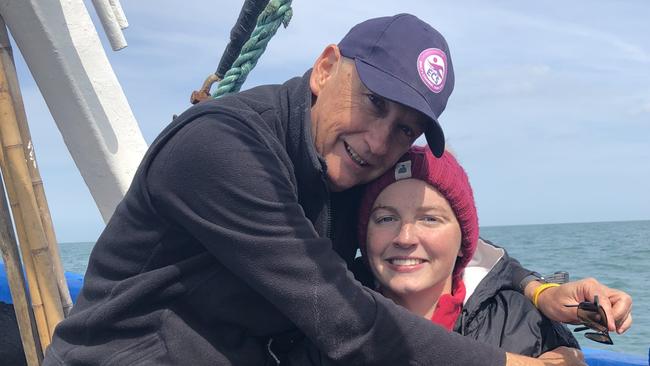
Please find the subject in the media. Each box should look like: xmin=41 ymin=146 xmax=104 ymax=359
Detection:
xmin=455 ymin=241 xmax=580 ymax=357
xmin=44 ymin=72 xmax=531 ymax=365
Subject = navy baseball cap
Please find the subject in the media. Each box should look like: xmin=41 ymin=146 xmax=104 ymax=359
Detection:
xmin=338 ymin=14 xmax=454 ymax=157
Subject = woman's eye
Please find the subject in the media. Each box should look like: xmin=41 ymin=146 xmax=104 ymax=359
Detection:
xmin=421 ymin=216 xmax=438 ymax=224
xmin=375 ymin=216 xmax=396 ymax=224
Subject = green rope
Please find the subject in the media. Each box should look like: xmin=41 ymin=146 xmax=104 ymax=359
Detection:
xmin=213 ymin=0 xmax=293 ymax=98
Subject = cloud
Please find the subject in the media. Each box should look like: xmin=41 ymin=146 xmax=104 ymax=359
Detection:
xmin=639 ymin=99 xmax=650 ymax=114
xmin=460 ymin=63 xmax=553 ymax=98
xmin=483 ymin=6 xmax=650 ymax=64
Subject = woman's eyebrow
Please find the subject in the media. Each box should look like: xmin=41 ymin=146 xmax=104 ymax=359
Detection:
xmin=418 ymin=205 xmax=445 ymax=212
xmin=417 ymin=206 xmax=455 ymax=218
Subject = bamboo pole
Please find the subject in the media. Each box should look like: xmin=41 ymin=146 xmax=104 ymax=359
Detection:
xmin=0 ymin=20 xmax=51 ymax=351
xmin=0 ymin=17 xmax=73 ymax=317
xmin=0 ymin=43 xmax=64 ymax=341
xmin=0 ymin=143 xmax=51 ymax=351
xmin=0 ymin=175 xmax=43 ymax=366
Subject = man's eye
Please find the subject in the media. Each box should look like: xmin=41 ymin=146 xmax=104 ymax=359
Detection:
xmin=368 ymin=93 xmax=387 ymax=111
xmin=399 ymin=125 xmax=415 ymax=138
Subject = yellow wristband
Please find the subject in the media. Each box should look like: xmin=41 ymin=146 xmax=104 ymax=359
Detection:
xmin=532 ymin=283 xmax=561 ymax=308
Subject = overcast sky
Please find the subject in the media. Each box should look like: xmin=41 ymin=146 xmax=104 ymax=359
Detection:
xmin=10 ymin=0 xmax=650 ymax=242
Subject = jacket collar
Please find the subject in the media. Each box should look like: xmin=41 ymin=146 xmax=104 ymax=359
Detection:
xmin=463 ymin=239 xmax=505 ymax=304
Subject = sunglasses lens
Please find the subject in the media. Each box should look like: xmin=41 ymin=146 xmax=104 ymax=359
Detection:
xmin=579 ymin=301 xmax=598 ymax=312
xmin=577 ymin=306 xmax=608 ymax=332
xmin=585 ymin=332 xmax=614 ymax=345
xmin=569 ymin=296 xmax=613 ymax=345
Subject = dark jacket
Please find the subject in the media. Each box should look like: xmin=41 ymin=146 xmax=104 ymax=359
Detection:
xmin=290 ymin=240 xmax=579 ymax=365
xmin=44 ymin=72 xmax=528 ymax=366
xmin=455 ymin=240 xmax=580 ymax=356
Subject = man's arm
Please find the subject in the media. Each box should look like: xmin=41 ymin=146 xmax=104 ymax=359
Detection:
xmin=508 ymin=348 xmax=587 ymax=366
xmin=147 ymin=115 xmax=506 ymax=365
xmin=494 ymin=240 xmax=633 ymax=333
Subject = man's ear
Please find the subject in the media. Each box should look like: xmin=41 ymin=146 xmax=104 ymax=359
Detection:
xmin=310 ymin=44 xmax=341 ymax=97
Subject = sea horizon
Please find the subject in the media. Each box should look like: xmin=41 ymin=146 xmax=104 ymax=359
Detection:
xmin=482 ymin=218 xmax=650 ymax=229
xmin=56 ymin=218 xmax=649 ymax=244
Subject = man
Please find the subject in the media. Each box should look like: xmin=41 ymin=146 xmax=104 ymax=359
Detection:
xmin=44 ymin=14 xmax=630 ymax=366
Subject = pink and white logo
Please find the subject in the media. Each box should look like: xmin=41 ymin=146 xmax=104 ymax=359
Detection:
xmin=417 ymin=48 xmax=448 ymax=93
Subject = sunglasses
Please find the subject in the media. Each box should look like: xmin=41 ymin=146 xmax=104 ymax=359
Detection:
xmin=564 ymin=295 xmax=613 ymax=345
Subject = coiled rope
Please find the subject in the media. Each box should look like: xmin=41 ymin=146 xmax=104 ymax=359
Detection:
xmin=212 ymin=0 xmax=293 ymax=98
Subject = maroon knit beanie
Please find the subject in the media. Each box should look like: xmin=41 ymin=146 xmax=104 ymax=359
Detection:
xmin=357 ymin=145 xmax=478 ymax=280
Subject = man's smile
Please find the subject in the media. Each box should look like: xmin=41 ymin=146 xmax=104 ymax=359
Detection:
xmin=344 ymin=141 xmax=369 ymax=166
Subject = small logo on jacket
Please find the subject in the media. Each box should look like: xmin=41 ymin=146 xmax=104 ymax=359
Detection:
xmin=417 ymin=48 xmax=447 ymax=93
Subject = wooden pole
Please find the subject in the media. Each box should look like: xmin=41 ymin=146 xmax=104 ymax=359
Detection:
xmin=0 ymin=143 xmax=51 ymax=351
xmin=0 ymin=23 xmax=51 ymax=351
xmin=0 ymin=17 xmax=73 ymax=317
xmin=0 ymin=175 xmax=43 ymax=366
xmin=0 ymin=41 xmax=64 ymax=342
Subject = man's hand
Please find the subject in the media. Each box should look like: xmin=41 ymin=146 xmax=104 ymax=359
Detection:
xmin=506 ymin=347 xmax=586 ymax=366
xmin=526 ymin=278 xmax=632 ymax=333
xmin=537 ymin=347 xmax=586 ymax=366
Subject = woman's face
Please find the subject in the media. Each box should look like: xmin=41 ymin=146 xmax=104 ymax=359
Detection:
xmin=366 ymin=179 xmax=462 ymax=300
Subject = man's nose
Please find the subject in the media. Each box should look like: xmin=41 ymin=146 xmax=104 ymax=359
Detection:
xmin=366 ymin=120 xmax=392 ymax=156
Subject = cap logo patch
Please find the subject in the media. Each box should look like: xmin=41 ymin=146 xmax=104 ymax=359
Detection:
xmin=417 ymin=48 xmax=447 ymax=93
xmin=394 ymin=161 xmax=412 ymax=180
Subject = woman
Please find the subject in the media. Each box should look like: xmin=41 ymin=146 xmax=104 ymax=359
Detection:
xmin=355 ymin=145 xmax=579 ymax=356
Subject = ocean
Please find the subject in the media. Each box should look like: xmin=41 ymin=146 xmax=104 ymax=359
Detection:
xmin=56 ymin=220 xmax=649 ymax=356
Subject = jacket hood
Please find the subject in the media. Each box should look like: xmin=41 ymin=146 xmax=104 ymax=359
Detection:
xmin=462 ymin=239 xmax=518 ymax=316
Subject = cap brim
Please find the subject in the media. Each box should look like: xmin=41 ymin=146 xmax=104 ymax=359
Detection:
xmin=354 ymin=58 xmax=445 ymax=157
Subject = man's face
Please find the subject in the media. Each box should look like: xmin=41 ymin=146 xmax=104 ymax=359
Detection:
xmin=310 ymin=46 xmax=428 ymax=192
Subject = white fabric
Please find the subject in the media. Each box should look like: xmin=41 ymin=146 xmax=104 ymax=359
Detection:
xmin=462 ymin=239 xmax=505 ymax=304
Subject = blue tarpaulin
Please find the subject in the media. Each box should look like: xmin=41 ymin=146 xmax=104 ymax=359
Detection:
xmin=0 ymin=262 xmax=83 ymax=304
xmin=583 ymin=348 xmax=648 ymax=366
